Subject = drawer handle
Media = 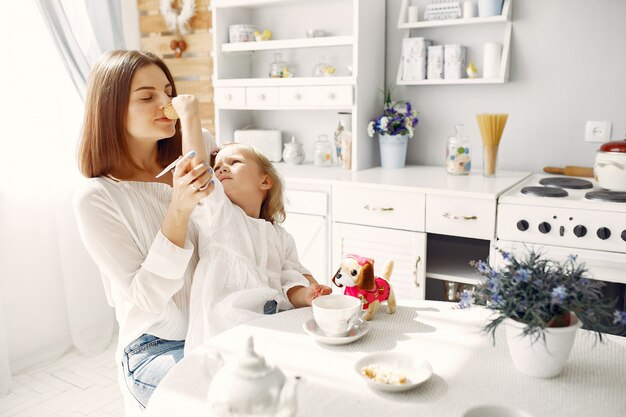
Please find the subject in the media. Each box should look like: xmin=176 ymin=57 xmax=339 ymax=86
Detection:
xmin=224 ymin=94 xmax=232 ymax=101
xmin=413 ymin=256 xmax=421 ymax=287
xmin=443 ymin=212 xmax=477 ymax=221
xmin=364 ymin=205 xmax=394 ymax=212
xmin=294 ymin=93 xmax=302 ymax=100
xmin=257 ymin=93 xmax=266 ymax=100
xmin=327 ymin=92 xmax=336 ymax=100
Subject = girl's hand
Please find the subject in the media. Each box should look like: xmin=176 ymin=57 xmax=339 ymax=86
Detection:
xmin=170 ymin=152 xmax=214 ymax=214
xmin=304 ymin=283 xmax=332 ymax=306
xmin=171 ymin=94 xmax=200 ymax=120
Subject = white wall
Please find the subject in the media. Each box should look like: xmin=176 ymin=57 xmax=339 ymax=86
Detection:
xmin=386 ymin=0 xmax=626 ymax=173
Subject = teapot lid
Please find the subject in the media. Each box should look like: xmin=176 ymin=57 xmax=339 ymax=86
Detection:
xmin=234 ymin=336 xmax=271 ymax=378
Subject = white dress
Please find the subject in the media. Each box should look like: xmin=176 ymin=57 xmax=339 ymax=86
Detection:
xmin=185 ymin=179 xmax=310 ymax=353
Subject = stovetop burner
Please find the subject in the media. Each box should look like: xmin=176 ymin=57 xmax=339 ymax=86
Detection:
xmin=585 ymin=191 xmax=626 ymax=203
xmin=521 ymin=186 xmax=569 ymax=197
xmin=539 ymin=177 xmax=594 ymax=189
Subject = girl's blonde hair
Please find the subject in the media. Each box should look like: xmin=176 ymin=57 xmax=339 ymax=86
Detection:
xmin=78 ymin=50 xmax=181 ymax=178
xmin=218 ymin=143 xmax=286 ymax=224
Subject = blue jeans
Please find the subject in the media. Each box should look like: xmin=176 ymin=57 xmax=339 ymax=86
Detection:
xmin=121 ymin=334 xmax=185 ymax=408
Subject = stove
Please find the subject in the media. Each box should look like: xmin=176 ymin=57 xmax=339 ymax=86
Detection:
xmin=498 ymin=174 xmax=626 ymax=256
xmin=496 ymin=174 xmax=626 ymax=335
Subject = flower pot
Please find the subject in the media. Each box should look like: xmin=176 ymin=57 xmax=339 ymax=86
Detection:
xmin=504 ymin=312 xmax=582 ymax=378
xmin=379 ymin=134 xmax=409 ymax=169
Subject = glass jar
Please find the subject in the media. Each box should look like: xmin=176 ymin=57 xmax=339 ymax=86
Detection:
xmin=314 ymin=135 xmax=333 ymax=167
xmin=446 ymin=124 xmax=471 ymax=175
xmin=312 ymin=56 xmax=336 ymax=77
xmin=269 ymin=53 xmax=287 ymax=78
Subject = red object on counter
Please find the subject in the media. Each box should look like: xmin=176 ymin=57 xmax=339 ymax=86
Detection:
xmin=600 ymin=139 xmax=626 ymax=153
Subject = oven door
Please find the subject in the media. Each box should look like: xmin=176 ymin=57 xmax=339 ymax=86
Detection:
xmin=492 ymin=241 xmax=626 ymax=284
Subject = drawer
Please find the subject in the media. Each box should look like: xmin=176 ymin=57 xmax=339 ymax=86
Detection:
xmin=279 ymin=86 xmax=316 ymax=106
xmin=214 ymin=87 xmax=245 ymax=107
xmin=245 ymin=87 xmax=279 ymax=106
xmin=426 ymin=195 xmax=495 ymax=240
xmin=285 ymin=190 xmax=328 ymax=216
xmin=332 ymin=185 xmax=425 ymax=232
xmin=315 ymin=85 xmax=353 ymax=106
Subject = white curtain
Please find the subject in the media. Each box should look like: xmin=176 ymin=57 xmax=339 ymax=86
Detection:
xmin=0 ymin=0 xmax=128 ymax=396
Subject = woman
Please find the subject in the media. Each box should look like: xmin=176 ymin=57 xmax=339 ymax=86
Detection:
xmin=73 ymin=50 xmax=212 ymax=409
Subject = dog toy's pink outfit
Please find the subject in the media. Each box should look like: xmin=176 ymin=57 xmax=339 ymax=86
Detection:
xmin=344 ymin=254 xmax=390 ymax=309
xmin=344 ymin=278 xmax=391 ymax=309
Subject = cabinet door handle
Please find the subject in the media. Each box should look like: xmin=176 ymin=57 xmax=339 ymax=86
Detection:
xmin=443 ymin=212 xmax=477 ymax=221
xmin=363 ymin=205 xmax=394 ymax=212
xmin=258 ymin=93 xmax=266 ymax=100
xmin=224 ymin=94 xmax=232 ymax=101
xmin=413 ymin=256 xmax=421 ymax=287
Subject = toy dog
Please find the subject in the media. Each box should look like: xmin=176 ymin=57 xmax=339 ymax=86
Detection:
xmin=332 ymin=254 xmax=396 ymax=321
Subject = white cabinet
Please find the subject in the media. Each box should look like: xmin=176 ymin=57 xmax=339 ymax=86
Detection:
xmin=211 ymin=0 xmax=385 ymax=170
xmin=332 ymin=223 xmax=426 ymax=301
xmin=396 ymin=0 xmax=513 ymax=85
xmin=282 ymin=186 xmax=330 ymax=285
xmin=330 ymin=182 xmax=427 ymax=300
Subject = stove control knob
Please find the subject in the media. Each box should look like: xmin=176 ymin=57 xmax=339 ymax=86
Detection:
xmin=516 ymin=220 xmax=529 ymax=231
xmin=573 ymin=225 xmax=587 ymax=238
xmin=597 ymin=227 xmax=611 ymax=240
xmin=538 ymin=222 xmax=551 ymax=234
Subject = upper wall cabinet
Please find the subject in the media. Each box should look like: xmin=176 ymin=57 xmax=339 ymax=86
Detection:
xmin=211 ymin=0 xmax=386 ymax=170
xmin=396 ymin=0 xmax=513 ymax=85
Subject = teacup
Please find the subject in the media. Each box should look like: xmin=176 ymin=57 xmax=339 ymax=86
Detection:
xmin=312 ymin=295 xmax=361 ymax=337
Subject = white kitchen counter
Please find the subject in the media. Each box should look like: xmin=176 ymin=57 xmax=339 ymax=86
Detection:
xmin=277 ymin=163 xmax=530 ymax=199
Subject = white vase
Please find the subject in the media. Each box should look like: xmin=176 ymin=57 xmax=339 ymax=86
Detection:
xmin=379 ymin=134 xmax=409 ymax=169
xmin=504 ymin=313 xmax=582 ymax=378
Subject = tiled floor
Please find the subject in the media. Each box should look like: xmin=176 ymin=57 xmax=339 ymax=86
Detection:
xmin=0 ymin=340 xmax=123 ymax=417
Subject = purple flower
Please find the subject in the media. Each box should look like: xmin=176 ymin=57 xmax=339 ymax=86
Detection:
xmin=551 ymin=286 xmax=568 ymax=305
xmin=614 ymin=310 xmax=626 ymax=326
xmin=513 ymin=268 xmax=531 ymax=283
xmin=476 ymin=260 xmax=490 ymax=274
xmin=459 ymin=290 xmax=474 ymax=309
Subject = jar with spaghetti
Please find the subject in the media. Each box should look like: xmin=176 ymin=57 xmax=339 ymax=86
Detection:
xmin=446 ymin=124 xmax=471 ymax=175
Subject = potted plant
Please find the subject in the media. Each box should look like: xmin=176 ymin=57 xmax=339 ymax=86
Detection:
xmin=459 ymin=248 xmax=626 ymax=378
xmin=367 ymin=86 xmax=419 ymax=169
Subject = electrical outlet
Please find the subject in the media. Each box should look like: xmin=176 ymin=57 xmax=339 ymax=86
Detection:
xmin=585 ymin=121 xmax=611 ymax=142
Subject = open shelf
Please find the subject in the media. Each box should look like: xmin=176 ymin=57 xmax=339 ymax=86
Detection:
xmin=222 ymin=36 xmax=354 ymax=53
xmin=398 ymin=77 xmax=505 ymax=86
xmin=398 ymin=14 xmax=507 ymax=29
xmin=396 ymin=0 xmax=512 ymax=85
xmin=425 ymin=234 xmax=489 ymax=285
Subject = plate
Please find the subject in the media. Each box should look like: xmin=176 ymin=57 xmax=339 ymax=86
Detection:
xmin=354 ymin=352 xmax=433 ymax=392
xmin=302 ymin=318 xmax=369 ymax=345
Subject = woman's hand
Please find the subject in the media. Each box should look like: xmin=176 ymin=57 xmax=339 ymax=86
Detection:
xmin=291 ymin=283 xmax=332 ymax=307
xmin=170 ymin=152 xmax=214 ymax=215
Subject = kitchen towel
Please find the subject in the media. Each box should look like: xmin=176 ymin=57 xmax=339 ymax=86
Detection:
xmin=482 ymin=42 xmax=502 ymax=78
xmin=444 ymin=45 xmax=466 ymax=79
xmin=427 ymin=45 xmax=445 ymax=80
xmin=402 ymin=37 xmax=431 ymax=81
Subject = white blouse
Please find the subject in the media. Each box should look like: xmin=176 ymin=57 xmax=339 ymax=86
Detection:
xmin=185 ymin=179 xmax=310 ymax=353
xmin=73 ymin=177 xmax=199 ymax=355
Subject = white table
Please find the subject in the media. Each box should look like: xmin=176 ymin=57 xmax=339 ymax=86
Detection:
xmin=145 ymin=301 xmax=626 ymax=417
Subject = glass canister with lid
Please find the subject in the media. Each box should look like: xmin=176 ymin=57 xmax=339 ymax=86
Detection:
xmin=446 ymin=124 xmax=471 ymax=175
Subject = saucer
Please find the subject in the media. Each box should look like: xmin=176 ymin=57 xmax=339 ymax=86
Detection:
xmin=354 ymin=352 xmax=433 ymax=392
xmin=302 ymin=318 xmax=369 ymax=345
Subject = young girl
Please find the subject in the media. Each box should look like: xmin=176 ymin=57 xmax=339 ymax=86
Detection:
xmin=73 ymin=51 xmax=213 ymax=410
xmin=170 ymin=96 xmax=331 ymax=352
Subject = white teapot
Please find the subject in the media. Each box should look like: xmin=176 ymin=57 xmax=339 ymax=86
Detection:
xmin=207 ymin=336 xmax=297 ymax=417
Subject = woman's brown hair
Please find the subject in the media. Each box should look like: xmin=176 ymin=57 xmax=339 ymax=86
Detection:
xmin=77 ymin=50 xmax=182 ymax=178
xmin=218 ymin=143 xmax=286 ymax=224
